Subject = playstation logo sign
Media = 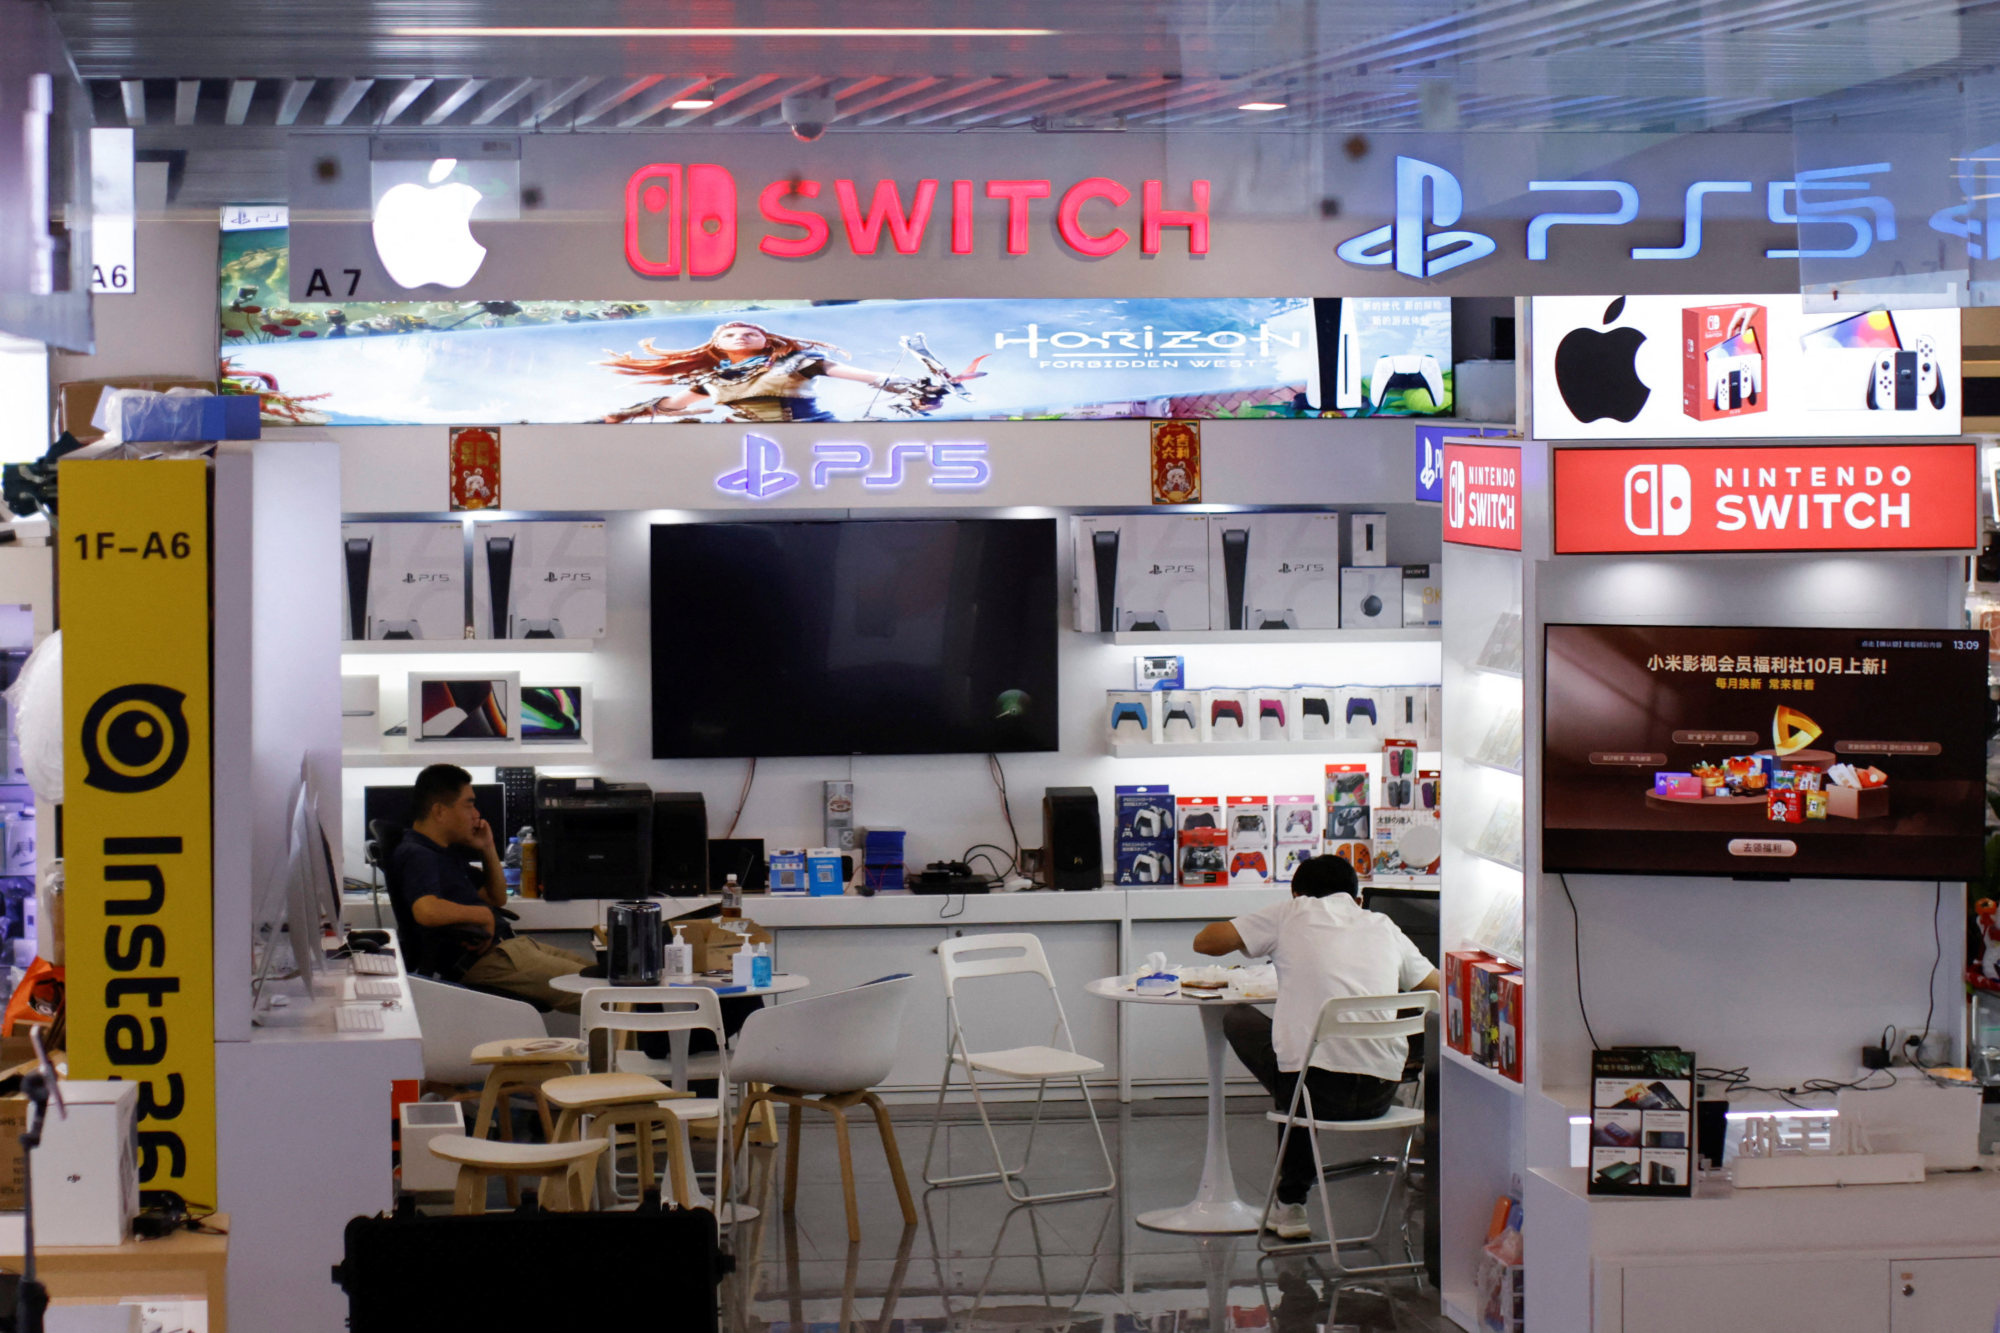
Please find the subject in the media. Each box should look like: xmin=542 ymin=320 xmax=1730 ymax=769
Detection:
xmin=716 ymin=433 xmax=801 ymax=499
xmin=716 ymin=434 xmax=992 ymax=501
xmin=1337 ymin=156 xmax=1497 ymax=279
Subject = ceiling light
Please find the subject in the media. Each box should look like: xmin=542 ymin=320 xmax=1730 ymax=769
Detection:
xmin=1238 ymin=101 xmax=1287 ymax=112
xmin=671 ymin=99 xmax=715 ymax=110
xmin=388 ymin=26 xmax=1058 ymax=38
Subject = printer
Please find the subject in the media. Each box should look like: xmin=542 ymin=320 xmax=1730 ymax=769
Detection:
xmin=536 ymin=778 xmax=654 ymax=900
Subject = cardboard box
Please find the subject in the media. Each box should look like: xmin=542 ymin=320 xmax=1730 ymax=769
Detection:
xmin=58 ymin=377 xmax=213 ymax=443
xmin=1206 ymin=513 xmax=1343 ymax=630
xmin=1682 ymin=302 xmax=1768 ymax=422
xmin=1073 ymin=514 xmax=1211 ymax=633
xmin=1471 ymin=961 xmax=1517 ymax=1066
xmin=1340 ymin=567 xmax=1403 ymax=628
xmin=342 ymin=522 xmax=466 ymax=641
xmin=1496 ymin=972 xmax=1525 ymax=1082
xmin=472 ymin=521 xmax=609 ymax=640
xmin=677 ymin=918 xmax=773 ymax=974
xmin=1443 ymin=949 xmax=1493 ymax=1055
xmin=1401 ymin=564 xmax=1442 ymax=627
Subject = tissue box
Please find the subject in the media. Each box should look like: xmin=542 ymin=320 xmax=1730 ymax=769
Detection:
xmin=101 ymin=392 xmax=260 ymax=443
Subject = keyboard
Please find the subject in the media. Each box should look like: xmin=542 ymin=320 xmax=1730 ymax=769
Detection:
xmin=335 ymin=1005 xmax=386 ymax=1033
xmin=351 ymin=952 xmax=398 ymax=976
xmin=353 ymin=978 xmax=401 ymax=999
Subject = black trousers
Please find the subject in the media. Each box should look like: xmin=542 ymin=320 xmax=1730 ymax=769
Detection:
xmin=1224 ymin=1006 xmax=1399 ymax=1204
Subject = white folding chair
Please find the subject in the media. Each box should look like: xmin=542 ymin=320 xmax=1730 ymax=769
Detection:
xmin=1258 ymin=990 xmax=1437 ymax=1269
xmin=576 ymin=986 xmax=734 ymax=1209
xmin=921 ymin=933 xmax=1115 ymax=1203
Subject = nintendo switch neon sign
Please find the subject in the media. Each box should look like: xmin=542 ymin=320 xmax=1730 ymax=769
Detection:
xmin=626 ymin=164 xmax=1209 ymax=275
xmin=716 ymin=434 xmax=991 ymax=501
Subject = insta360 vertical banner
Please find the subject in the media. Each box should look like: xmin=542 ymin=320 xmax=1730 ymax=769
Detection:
xmin=62 ymin=460 xmax=215 ymax=1209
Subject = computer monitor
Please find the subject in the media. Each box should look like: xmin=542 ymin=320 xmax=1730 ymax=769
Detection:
xmin=364 ymin=783 xmax=508 ymax=842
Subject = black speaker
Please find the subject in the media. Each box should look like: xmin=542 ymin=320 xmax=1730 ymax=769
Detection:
xmin=1042 ymin=787 xmax=1102 ymax=890
xmin=650 ymin=792 xmax=708 ymax=896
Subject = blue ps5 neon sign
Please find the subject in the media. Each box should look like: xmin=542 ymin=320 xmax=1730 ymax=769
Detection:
xmin=716 ymin=433 xmax=992 ymax=501
xmin=1338 ymin=156 xmax=1896 ymax=278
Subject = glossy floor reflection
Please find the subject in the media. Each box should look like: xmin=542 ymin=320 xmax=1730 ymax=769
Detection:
xmin=718 ymin=1097 xmax=1452 ymax=1333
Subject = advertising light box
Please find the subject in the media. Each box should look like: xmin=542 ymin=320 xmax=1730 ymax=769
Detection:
xmin=1442 ymin=441 xmax=1523 ymax=550
xmin=1552 ymin=443 xmax=1979 ymax=554
xmin=1529 ymin=295 xmax=1961 ymax=439
xmin=1542 ymin=624 xmax=1988 ymax=880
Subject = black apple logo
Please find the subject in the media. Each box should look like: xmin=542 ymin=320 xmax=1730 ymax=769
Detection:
xmin=1554 ymin=296 xmax=1650 ymax=423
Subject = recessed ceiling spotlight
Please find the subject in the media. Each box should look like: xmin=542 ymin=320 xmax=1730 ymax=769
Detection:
xmin=1238 ymin=101 xmax=1287 ymax=111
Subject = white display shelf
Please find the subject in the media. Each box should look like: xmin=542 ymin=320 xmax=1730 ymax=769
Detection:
xmin=1100 ymin=627 xmax=1441 ymax=646
xmin=1466 ymin=755 xmax=1524 ymax=778
xmin=1109 ymin=738 xmax=1365 ymax=758
xmin=340 ymin=638 xmax=598 ymax=653
xmin=1471 ymin=663 xmax=1523 ymax=680
xmin=1445 ymin=1045 xmax=1525 ymax=1097
xmin=342 ymin=738 xmax=594 ymax=768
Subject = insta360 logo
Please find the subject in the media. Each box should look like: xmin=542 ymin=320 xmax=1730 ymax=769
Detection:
xmin=1624 ymin=463 xmax=1692 ymax=537
xmin=80 ymin=684 xmax=190 ymax=794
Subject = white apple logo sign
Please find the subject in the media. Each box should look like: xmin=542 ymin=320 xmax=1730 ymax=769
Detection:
xmin=371 ymin=157 xmax=486 ymax=289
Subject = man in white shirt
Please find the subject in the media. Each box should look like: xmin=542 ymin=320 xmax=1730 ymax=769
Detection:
xmin=1193 ymin=853 xmax=1439 ymax=1239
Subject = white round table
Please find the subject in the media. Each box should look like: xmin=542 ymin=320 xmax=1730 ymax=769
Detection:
xmin=1085 ymin=975 xmax=1273 ymax=1234
xmin=550 ymin=972 xmax=810 ymax=1224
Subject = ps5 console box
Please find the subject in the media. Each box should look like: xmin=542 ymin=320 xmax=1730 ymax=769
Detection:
xmin=342 ymin=522 xmax=466 ymax=641
xmin=1073 ymin=515 xmax=1211 ymax=634
xmin=1206 ymin=514 xmax=1343 ymax=631
xmin=1682 ymin=301 xmax=1768 ymax=422
xmin=473 ymin=521 xmax=609 ymax=640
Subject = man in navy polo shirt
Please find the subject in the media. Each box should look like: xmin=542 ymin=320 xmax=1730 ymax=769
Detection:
xmin=393 ymin=763 xmax=588 ymax=1012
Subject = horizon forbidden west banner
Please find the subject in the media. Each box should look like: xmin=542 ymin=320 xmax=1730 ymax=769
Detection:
xmin=218 ymin=225 xmax=1454 ymax=427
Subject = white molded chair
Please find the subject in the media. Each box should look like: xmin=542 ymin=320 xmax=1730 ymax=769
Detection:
xmin=921 ymin=933 xmax=1115 ymax=1204
xmin=727 ymin=974 xmax=918 ymax=1244
xmin=575 ymin=985 xmax=733 ymax=1209
xmin=1258 ymin=990 xmax=1437 ymax=1269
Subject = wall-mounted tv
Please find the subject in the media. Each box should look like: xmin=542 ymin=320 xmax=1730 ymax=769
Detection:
xmin=649 ymin=518 xmax=1059 ymax=758
xmin=1543 ymin=624 xmax=1988 ymax=879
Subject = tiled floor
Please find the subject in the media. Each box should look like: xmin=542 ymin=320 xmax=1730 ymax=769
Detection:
xmin=712 ymin=1096 xmax=1453 ymax=1333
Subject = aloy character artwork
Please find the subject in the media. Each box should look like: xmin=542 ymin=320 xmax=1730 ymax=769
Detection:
xmin=600 ymin=320 xmax=987 ymax=423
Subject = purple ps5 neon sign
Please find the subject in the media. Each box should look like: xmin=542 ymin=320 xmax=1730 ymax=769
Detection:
xmin=716 ymin=433 xmax=992 ymax=500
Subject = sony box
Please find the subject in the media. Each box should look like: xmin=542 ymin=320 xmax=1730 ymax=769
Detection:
xmin=1682 ymin=301 xmax=1768 ymax=422
xmin=1157 ymin=689 xmax=1207 ymax=744
xmin=1249 ymin=689 xmax=1294 ymax=742
xmin=1402 ymin=564 xmax=1442 ymax=627
xmin=1204 ymin=688 xmax=1252 ymax=741
xmin=1341 ymin=567 xmax=1404 ymax=629
xmin=1297 ymin=687 xmax=1340 ymax=742
xmin=1074 ymin=514 xmax=1212 ymax=634
xmin=1207 ymin=513 xmax=1343 ymax=631
xmin=1349 ymin=512 xmax=1390 ymax=567
xmin=1107 ymin=690 xmax=1157 ymax=745
xmin=472 ymin=521 xmax=609 ymax=640
xmin=343 ymin=522 xmax=465 ymax=641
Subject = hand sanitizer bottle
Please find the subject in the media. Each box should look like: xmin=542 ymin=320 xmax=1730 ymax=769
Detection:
xmin=731 ymin=937 xmax=756 ymax=987
xmin=751 ymin=940 xmax=773 ymax=988
xmin=664 ymin=925 xmax=693 ymax=977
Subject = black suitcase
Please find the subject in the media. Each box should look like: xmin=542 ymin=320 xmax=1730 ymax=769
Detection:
xmin=335 ymin=1200 xmax=724 ymax=1332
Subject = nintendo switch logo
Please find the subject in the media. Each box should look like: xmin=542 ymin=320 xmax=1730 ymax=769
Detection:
xmin=1623 ymin=463 xmax=1691 ymax=536
xmin=1447 ymin=457 xmax=1467 ymax=529
xmin=626 ymin=163 xmax=738 ymax=277
xmin=1337 ymin=157 xmax=1496 ymax=279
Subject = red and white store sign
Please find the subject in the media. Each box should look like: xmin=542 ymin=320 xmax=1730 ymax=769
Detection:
xmin=1443 ymin=442 xmax=1523 ymax=551
xmin=1552 ymin=443 xmax=1978 ymax=554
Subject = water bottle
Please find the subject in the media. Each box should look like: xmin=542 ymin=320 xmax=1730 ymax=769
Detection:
xmin=721 ymin=872 xmax=743 ymax=919
xmin=503 ymin=837 xmax=522 ymax=893
xmin=751 ymin=940 xmax=773 ymax=988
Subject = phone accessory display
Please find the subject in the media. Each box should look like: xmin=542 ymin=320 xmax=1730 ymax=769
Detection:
xmin=1588 ymin=1048 xmax=1695 ymax=1198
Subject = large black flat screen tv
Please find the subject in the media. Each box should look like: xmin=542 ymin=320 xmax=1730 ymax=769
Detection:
xmin=1543 ymin=624 xmax=1988 ymax=880
xmin=650 ymin=518 xmax=1059 ymax=758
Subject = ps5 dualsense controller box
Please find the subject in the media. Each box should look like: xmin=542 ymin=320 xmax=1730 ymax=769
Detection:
xmin=1073 ymin=515 xmax=1211 ymax=633
xmin=1114 ymin=785 xmax=1176 ymax=886
xmin=1206 ymin=514 xmax=1343 ymax=631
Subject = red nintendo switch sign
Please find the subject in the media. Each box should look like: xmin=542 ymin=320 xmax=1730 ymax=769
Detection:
xmin=1553 ymin=444 xmax=1977 ymax=554
xmin=1444 ymin=442 xmax=1523 ymax=550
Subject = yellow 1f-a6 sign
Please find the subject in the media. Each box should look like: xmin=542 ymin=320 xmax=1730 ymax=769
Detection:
xmin=61 ymin=460 xmax=216 ymax=1209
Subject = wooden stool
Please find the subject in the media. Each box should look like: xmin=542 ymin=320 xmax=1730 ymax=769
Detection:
xmin=732 ymin=1086 xmax=916 ymax=1245
xmin=545 ymin=1072 xmax=696 ymax=1207
xmin=468 ymin=1038 xmax=587 ymax=1142
xmin=426 ymin=1135 xmax=607 ymax=1215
